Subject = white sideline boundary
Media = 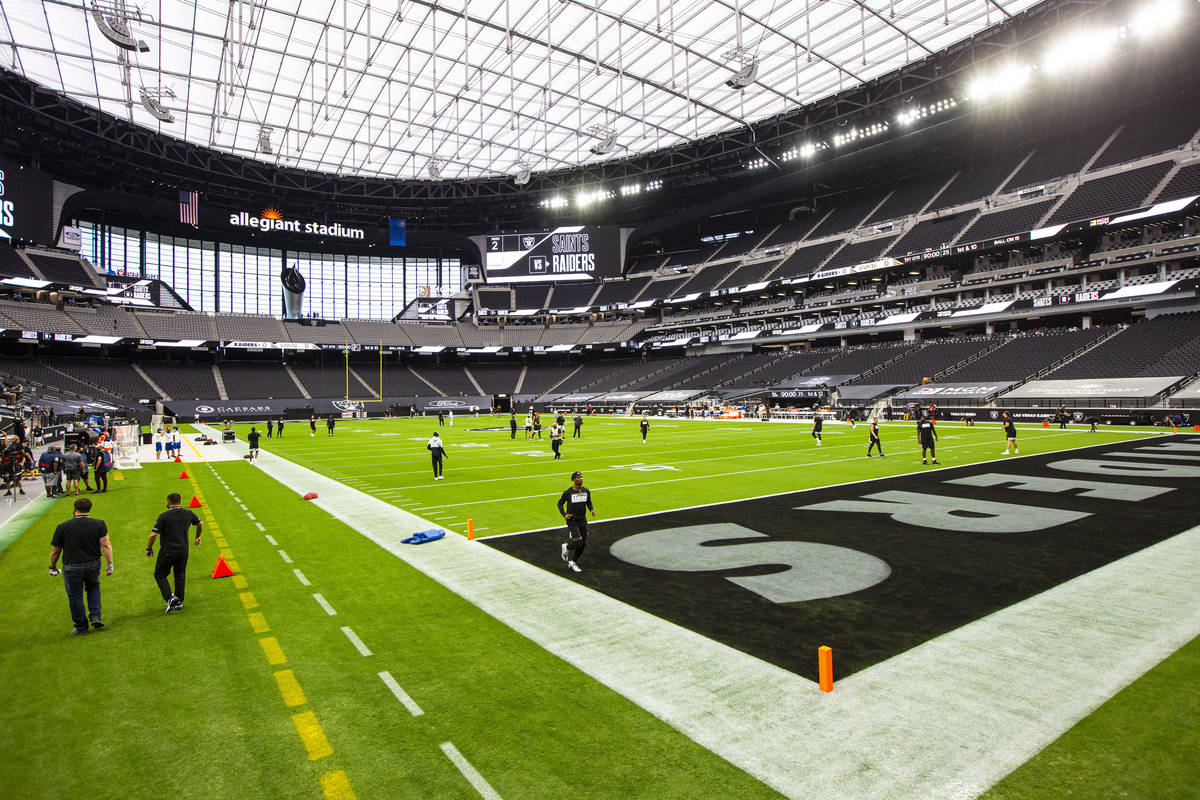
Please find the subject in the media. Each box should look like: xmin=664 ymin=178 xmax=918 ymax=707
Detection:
xmin=197 ymin=424 xmax=1200 ymax=799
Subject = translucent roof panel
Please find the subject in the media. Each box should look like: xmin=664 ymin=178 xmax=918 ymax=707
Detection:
xmin=0 ymin=0 xmax=1041 ymax=181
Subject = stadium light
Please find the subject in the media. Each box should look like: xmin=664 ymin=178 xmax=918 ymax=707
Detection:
xmin=966 ymin=63 xmax=1031 ymax=102
xmin=896 ymin=97 xmax=957 ymax=126
xmin=1042 ymin=29 xmax=1121 ymax=75
xmin=140 ymin=87 xmax=175 ymax=123
xmin=540 ymin=196 xmax=568 ymax=209
xmin=258 ymin=126 xmax=274 ymax=155
xmin=89 ymin=0 xmax=150 ymax=52
xmin=832 ymin=121 xmax=889 ymax=147
xmin=746 ymin=157 xmax=769 ymax=171
xmin=575 ymin=188 xmax=613 ymax=208
xmin=1132 ymin=0 xmax=1183 ymax=37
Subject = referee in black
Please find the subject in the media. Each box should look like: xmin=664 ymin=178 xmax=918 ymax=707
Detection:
xmin=146 ymin=492 xmax=202 ymax=613
xmin=917 ymin=413 xmax=940 ymax=465
xmin=557 ymin=471 xmax=595 ymax=574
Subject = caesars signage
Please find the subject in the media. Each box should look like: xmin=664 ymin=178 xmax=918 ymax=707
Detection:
xmin=229 ymin=209 xmax=365 ymax=240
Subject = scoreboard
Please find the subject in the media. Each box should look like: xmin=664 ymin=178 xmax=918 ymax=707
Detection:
xmin=480 ymin=226 xmax=622 ymax=283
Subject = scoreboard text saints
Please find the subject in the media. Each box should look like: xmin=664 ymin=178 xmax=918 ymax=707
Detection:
xmin=482 ymin=226 xmax=622 ymax=283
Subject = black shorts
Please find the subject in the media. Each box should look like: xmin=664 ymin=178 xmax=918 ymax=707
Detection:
xmin=566 ymin=518 xmax=588 ymax=539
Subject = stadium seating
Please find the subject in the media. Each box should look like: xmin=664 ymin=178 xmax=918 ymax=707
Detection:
xmin=217 ymin=361 xmax=299 ymax=398
xmin=1046 ymin=162 xmax=1173 ymax=226
xmin=773 ymin=240 xmax=842 ymax=279
xmin=139 ymin=362 xmax=220 ymax=400
xmin=1001 ymin=127 xmax=1114 ymax=192
xmin=519 ymin=364 xmax=581 ymax=395
xmin=24 ymin=252 xmax=101 ymax=287
xmin=943 ymin=328 xmax=1113 ymax=382
xmin=846 ymin=339 xmax=1000 ymax=386
xmin=1155 ymin=162 xmax=1200 ymax=203
xmin=1047 ymin=312 xmax=1200 ymax=379
xmin=1089 ymin=105 xmax=1200 ymax=171
xmin=43 ymin=356 xmax=158 ymax=400
xmin=821 ymin=236 xmax=898 ymax=270
xmin=956 ymin=199 xmax=1056 ymax=244
xmin=0 ymin=299 xmax=88 ymax=335
xmin=134 ymin=310 xmax=218 ymax=340
xmin=66 ymin=305 xmax=148 ymax=338
xmin=0 ymin=246 xmax=38 ymax=279
xmin=467 ymin=365 xmax=520 ymax=394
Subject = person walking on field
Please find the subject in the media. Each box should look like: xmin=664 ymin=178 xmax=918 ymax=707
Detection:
xmin=266 ymin=418 xmax=274 ymax=439
xmin=277 ymin=417 xmax=285 ymax=438
xmin=640 ymin=414 xmax=649 ymax=443
xmin=309 ymin=415 xmax=317 ymax=437
xmin=867 ymin=417 xmax=885 ymax=458
xmin=326 ymin=415 xmax=335 ymax=437
xmin=550 ymin=422 xmax=564 ymax=460
xmin=49 ymin=497 xmax=113 ymax=634
xmin=573 ymin=414 xmax=583 ymax=439
xmin=510 ymin=411 xmax=518 ymax=440
xmin=146 ymin=492 xmax=202 ymax=613
xmin=811 ymin=415 xmax=823 ymax=446
xmin=1002 ymin=413 xmax=1020 ymax=455
xmin=247 ymin=426 xmax=262 ymax=463
xmin=427 ymin=431 xmax=448 ymax=480
xmin=557 ymin=471 xmax=595 ymax=574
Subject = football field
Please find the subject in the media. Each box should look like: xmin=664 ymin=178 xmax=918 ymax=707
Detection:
xmin=0 ymin=416 xmax=1196 ymax=799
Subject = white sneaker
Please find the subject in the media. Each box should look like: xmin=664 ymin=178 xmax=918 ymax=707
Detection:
xmin=567 ymin=561 xmax=581 ymax=573
xmin=560 ymin=543 xmax=568 ymax=562
xmin=1001 ymin=451 xmax=1009 ymax=455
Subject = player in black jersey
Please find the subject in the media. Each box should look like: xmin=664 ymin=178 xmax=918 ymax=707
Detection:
xmin=917 ymin=414 xmax=939 ymax=465
xmin=867 ymin=417 xmax=885 ymax=457
xmin=247 ymin=427 xmax=261 ymax=463
xmin=1002 ymin=413 xmax=1019 ymax=455
xmin=811 ymin=415 xmax=823 ymax=446
xmin=556 ymin=471 xmax=594 ymax=574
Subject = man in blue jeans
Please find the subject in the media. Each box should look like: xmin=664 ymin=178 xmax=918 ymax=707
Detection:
xmin=48 ymin=497 xmax=114 ymax=635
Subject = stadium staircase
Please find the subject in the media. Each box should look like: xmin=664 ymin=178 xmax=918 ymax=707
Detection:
xmin=284 ymin=365 xmax=311 ymax=399
xmin=462 ymin=366 xmax=486 ymax=396
xmin=982 ymin=325 xmax=1127 ymax=403
xmin=407 ymin=366 xmax=443 ymax=395
xmin=211 ymin=365 xmax=229 ymax=400
xmin=536 ymin=365 xmax=582 ymax=400
xmin=132 ymin=364 xmax=169 ymax=400
xmin=512 ymin=365 xmax=528 ymax=394
xmin=347 ymin=366 xmax=379 ymax=398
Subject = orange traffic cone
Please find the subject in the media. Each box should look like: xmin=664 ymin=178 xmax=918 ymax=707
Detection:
xmin=188 ymin=495 xmax=202 ymax=508
xmin=211 ymin=555 xmax=234 ymax=578
xmin=174 ymin=455 xmax=182 ymax=463
xmin=179 ymin=469 xmax=190 ymax=479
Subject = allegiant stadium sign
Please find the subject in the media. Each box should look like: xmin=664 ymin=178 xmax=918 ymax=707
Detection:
xmin=228 ymin=211 xmax=365 ymax=240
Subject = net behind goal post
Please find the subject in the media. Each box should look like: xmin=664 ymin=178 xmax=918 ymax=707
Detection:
xmin=113 ymin=423 xmax=142 ymax=469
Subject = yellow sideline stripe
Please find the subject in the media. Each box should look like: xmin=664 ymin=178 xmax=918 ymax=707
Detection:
xmin=259 ymin=636 xmax=286 ymax=665
xmin=232 ymin=574 xmax=248 ymax=589
xmin=274 ymin=669 xmax=307 ymax=707
xmin=183 ymin=434 xmax=207 ymax=461
xmin=319 ymin=771 xmax=358 ymax=800
xmin=239 ymin=591 xmax=258 ymax=610
xmin=247 ymin=612 xmax=269 ymax=633
xmin=291 ymin=711 xmax=333 ymax=761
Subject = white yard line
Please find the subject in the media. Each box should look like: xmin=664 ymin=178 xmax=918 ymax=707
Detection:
xmin=293 ymin=568 xmax=311 ymax=586
xmin=277 ymin=549 xmax=292 ymax=564
xmin=439 ymin=742 xmax=503 ymax=800
xmin=312 ymin=593 xmax=337 ymax=616
xmin=379 ymin=671 xmax=425 ymax=717
xmin=265 ymin=535 xmax=277 ymax=545
xmin=255 ymin=522 xmax=265 ymax=531
xmin=200 ymin=422 xmax=1199 ymax=799
xmin=341 ymin=626 xmax=373 ymax=656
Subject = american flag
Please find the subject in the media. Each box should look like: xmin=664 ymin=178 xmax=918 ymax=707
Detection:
xmin=178 ymin=190 xmax=199 ymax=226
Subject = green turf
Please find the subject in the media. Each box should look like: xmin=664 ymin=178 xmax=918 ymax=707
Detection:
xmin=234 ymin=415 xmax=1169 ymax=536
xmin=0 ymin=416 xmax=1192 ymax=799
xmin=982 ymin=633 xmax=1200 ymax=800
xmin=0 ymin=459 xmax=786 ymax=799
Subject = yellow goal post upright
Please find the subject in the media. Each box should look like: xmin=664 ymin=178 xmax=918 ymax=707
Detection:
xmin=341 ymin=338 xmax=386 ymax=408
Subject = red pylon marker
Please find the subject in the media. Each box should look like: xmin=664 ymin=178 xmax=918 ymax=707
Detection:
xmin=188 ymin=495 xmax=202 ymax=508
xmin=818 ymin=646 xmax=834 ymax=693
xmin=467 ymin=518 xmax=475 ymax=540
xmin=174 ymin=455 xmax=182 ymax=463
xmin=211 ymin=554 xmax=234 ymax=579
xmin=179 ymin=469 xmax=190 ymax=479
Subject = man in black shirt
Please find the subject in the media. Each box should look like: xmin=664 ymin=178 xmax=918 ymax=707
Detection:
xmin=49 ymin=497 xmax=113 ymax=634
xmin=556 ymin=471 xmax=595 ymax=574
xmin=811 ymin=415 xmax=823 ymax=446
xmin=247 ymin=426 xmax=262 ymax=463
xmin=640 ymin=414 xmax=649 ymax=443
xmin=326 ymin=415 xmax=335 ymax=437
xmin=532 ymin=412 xmax=542 ymax=440
xmin=266 ymin=418 xmax=274 ymax=438
xmin=1002 ymin=413 xmax=1020 ymax=455
xmin=917 ymin=414 xmax=940 ymax=465
xmin=146 ymin=492 xmax=203 ymax=613
xmin=572 ymin=414 xmax=583 ymax=439
xmin=277 ymin=417 xmax=285 ymax=437
xmin=550 ymin=423 xmax=564 ymax=460
xmin=309 ymin=415 xmax=318 ymax=437
xmin=867 ymin=417 xmax=885 ymax=458
xmin=509 ymin=412 xmax=518 ymax=440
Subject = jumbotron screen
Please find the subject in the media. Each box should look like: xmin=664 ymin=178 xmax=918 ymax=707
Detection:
xmin=481 ymin=226 xmax=623 ymax=283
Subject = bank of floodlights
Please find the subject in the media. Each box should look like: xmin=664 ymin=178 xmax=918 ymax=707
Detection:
xmin=896 ymin=97 xmax=957 ymax=126
xmin=780 ymin=142 xmax=823 ymax=162
xmin=540 ymin=196 xmax=569 ymax=209
xmin=832 ymin=122 xmax=889 ymax=148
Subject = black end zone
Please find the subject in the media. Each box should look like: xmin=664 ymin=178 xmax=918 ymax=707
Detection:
xmin=485 ymin=436 xmax=1200 ymax=681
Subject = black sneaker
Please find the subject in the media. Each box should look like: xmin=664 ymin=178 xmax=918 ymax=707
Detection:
xmin=165 ymin=595 xmax=181 ymax=613
xmin=932 ymin=460 xmax=941 ymax=465
xmin=70 ymin=627 xmax=88 ymax=636
xmin=90 ymin=618 xmax=104 ymax=630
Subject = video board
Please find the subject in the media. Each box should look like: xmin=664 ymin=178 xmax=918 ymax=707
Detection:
xmin=481 ymin=226 xmax=622 ymax=283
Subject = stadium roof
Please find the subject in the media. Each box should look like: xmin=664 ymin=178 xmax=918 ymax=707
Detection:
xmin=0 ymin=0 xmax=1041 ymax=182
